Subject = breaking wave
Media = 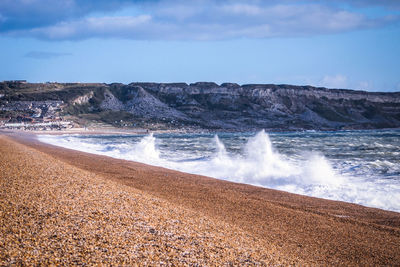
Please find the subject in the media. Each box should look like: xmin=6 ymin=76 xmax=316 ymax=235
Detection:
xmin=38 ymin=130 xmax=400 ymax=212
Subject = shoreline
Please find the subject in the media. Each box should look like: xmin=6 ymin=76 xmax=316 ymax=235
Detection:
xmin=33 ymin=128 xmax=400 ymax=213
xmin=1 ymin=131 xmax=400 ymax=265
xmin=6 ymin=128 xmax=400 ymax=214
xmin=2 ymin=126 xmax=400 ymax=137
xmin=7 ymin=129 xmax=400 ymax=213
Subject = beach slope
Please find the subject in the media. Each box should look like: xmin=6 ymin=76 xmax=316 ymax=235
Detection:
xmin=1 ymin=133 xmax=400 ymax=265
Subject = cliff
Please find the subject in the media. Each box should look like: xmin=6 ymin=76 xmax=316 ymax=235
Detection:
xmin=1 ymin=81 xmax=399 ymax=131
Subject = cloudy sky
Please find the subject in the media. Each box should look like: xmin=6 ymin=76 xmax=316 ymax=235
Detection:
xmin=0 ymin=0 xmax=399 ymax=91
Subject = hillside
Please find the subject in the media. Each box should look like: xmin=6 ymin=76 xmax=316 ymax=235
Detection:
xmin=1 ymin=81 xmax=399 ymax=131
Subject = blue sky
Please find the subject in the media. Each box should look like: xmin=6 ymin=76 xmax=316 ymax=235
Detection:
xmin=0 ymin=0 xmax=399 ymax=91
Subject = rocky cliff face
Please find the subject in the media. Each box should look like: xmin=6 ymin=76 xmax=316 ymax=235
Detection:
xmin=104 ymin=82 xmax=400 ymax=130
xmin=1 ymin=81 xmax=399 ymax=131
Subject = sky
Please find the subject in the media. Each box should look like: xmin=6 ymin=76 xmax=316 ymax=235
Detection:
xmin=0 ymin=0 xmax=399 ymax=92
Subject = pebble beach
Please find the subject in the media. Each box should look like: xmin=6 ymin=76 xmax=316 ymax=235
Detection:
xmin=1 ymin=133 xmax=400 ymax=265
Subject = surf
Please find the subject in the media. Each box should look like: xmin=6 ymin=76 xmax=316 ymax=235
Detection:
xmin=38 ymin=130 xmax=400 ymax=212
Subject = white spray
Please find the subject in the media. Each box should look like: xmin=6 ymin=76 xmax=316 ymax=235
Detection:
xmin=38 ymin=131 xmax=400 ymax=212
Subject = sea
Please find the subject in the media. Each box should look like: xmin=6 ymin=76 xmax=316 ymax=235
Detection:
xmin=38 ymin=129 xmax=400 ymax=212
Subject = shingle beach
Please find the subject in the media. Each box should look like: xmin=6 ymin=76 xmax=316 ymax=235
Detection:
xmin=1 ymin=133 xmax=400 ymax=265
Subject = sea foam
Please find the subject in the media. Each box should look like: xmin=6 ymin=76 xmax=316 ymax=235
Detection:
xmin=38 ymin=130 xmax=400 ymax=212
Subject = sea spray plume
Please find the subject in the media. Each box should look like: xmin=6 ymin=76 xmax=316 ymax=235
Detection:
xmin=244 ymin=130 xmax=274 ymax=160
xmin=283 ymin=152 xmax=345 ymax=199
xmin=37 ymin=132 xmax=400 ymax=211
xmin=214 ymin=135 xmax=227 ymax=157
xmin=123 ymin=133 xmax=163 ymax=165
xmin=302 ymin=153 xmax=342 ymax=186
xmin=205 ymin=135 xmax=234 ymax=178
xmin=203 ymin=131 xmax=298 ymax=185
xmin=207 ymin=131 xmax=340 ymax=190
xmin=241 ymin=130 xmax=297 ymax=184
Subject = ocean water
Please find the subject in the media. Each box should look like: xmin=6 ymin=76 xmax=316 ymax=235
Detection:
xmin=38 ymin=129 xmax=400 ymax=212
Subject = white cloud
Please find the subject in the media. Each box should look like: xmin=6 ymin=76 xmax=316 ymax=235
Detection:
xmin=320 ymin=74 xmax=348 ymax=89
xmin=2 ymin=1 xmax=399 ymax=40
xmin=26 ymin=15 xmax=152 ymax=40
xmin=221 ymin=4 xmax=264 ymax=16
xmin=355 ymin=81 xmax=371 ymax=91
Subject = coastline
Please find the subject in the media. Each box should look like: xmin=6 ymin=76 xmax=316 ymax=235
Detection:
xmin=0 ymin=127 xmax=217 ymax=136
xmin=2 ymin=126 xmax=400 ymax=137
xmin=1 ymin=131 xmax=400 ymax=265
